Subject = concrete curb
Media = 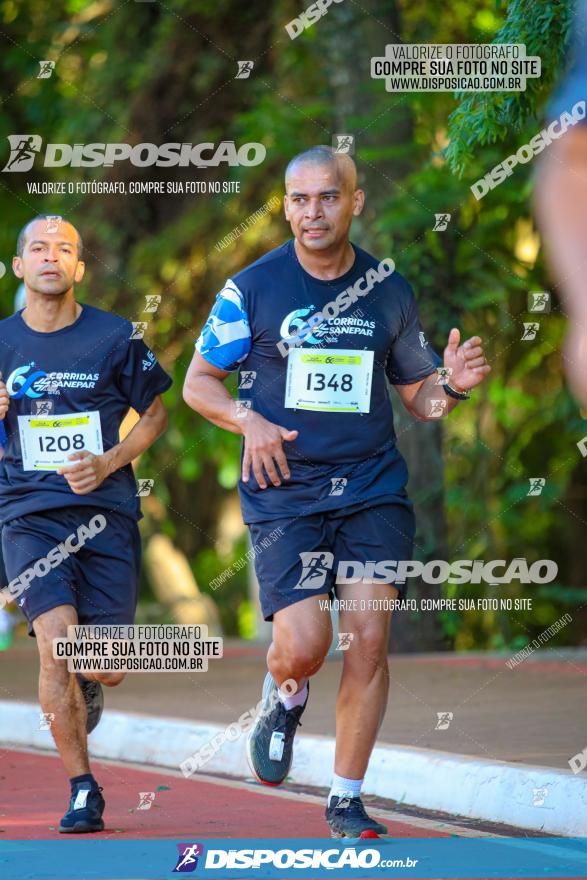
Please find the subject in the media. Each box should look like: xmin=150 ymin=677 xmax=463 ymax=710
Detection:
xmin=1 ymin=700 xmax=585 ymax=836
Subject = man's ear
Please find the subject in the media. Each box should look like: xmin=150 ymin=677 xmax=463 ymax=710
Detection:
xmin=74 ymin=260 xmax=85 ymax=283
xmin=283 ymin=194 xmax=290 ymax=222
xmin=352 ymin=189 xmax=365 ymax=217
xmin=12 ymin=256 xmax=23 ymax=279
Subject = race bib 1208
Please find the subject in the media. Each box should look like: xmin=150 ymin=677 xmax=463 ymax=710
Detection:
xmin=18 ymin=411 xmax=104 ymax=471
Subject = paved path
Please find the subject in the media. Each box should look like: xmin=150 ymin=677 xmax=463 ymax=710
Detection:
xmin=1 ymin=637 xmax=585 ymax=770
xmin=0 ymin=748 xmax=458 ymax=840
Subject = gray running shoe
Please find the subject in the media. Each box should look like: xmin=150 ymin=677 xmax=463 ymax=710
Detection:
xmin=246 ymin=672 xmax=308 ymax=786
xmin=326 ymin=795 xmax=388 ymax=838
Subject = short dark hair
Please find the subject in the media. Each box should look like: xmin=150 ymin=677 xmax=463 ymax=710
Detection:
xmin=285 ymin=146 xmax=336 ymax=182
xmin=285 ymin=146 xmax=357 ymax=190
xmin=16 ymin=215 xmax=83 ymax=259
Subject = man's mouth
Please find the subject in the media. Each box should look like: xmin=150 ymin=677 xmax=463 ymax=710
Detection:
xmin=40 ymin=270 xmax=61 ymax=278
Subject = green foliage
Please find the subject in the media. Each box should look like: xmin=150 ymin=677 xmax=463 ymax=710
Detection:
xmin=446 ymin=0 xmax=574 ymax=174
xmin=0 ymin=0 xmax=583 ymax=646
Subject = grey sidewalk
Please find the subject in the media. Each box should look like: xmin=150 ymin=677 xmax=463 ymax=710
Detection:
xmin=1 ymin=635 xmax=585 ymax=771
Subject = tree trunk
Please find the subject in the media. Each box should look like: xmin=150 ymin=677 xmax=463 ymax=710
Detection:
xmin=319 ymin=0 xmax=449 ymax=651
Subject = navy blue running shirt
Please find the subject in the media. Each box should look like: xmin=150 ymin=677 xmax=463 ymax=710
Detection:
xmin=0 ymin=304 xmax=172 ymax=524
xmin=196 ymin=240 xmax=441 ymax=523
xmin=548 ymin=0 xmax=587 ymax=123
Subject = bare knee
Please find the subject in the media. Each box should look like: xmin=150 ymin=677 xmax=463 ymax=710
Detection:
xmin=342 ymin=623 xmax=389 ymax=679
xmin=288 ymin=637 xmax=329 ymax=678
xmin=269 ymin=598 xmax=332 ymax=685
xmin=267 ymin=637 xmax=330 ymax=687
xmin=34 ymin=609 xmax=76 ymax=684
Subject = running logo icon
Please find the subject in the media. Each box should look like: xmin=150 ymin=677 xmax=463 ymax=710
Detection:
xmin=136 ymin=479 xmax=154 ymax=497
xmin=333 ymin=134 xmax=354 ymax=154
xmin=37 ymin=61 xmax=55 ymax=79
xmin=44 ymin=215 xmax=62 ymax=233
xmin=143 ymin=295 xmax=162 ymax=314
xmin=39 ymin=712 xmax=55 ymax=730
xmin=336 ymin=632 xmax=354 ymax=651
xmin=238 ymin=370 xmax=256 ymax=389
xmin=435 ymin=366 xmax=452 ymax=385
xmin=173 ymin=843 xmax=204 ymax=872
xmin=521 ymin=322 xmax=539 ymax=341
xmin=427 ymin=399 xmax=447 ymax=418
xmin=528 ymin=292 xmax=551 ymax=313
xmin=435 ymin=712 xmax=453 ymax=730
xmin=235 ymin=400 xmax=252 ymax=419
xmin=527 ymin=478 xmax=545 ymax=496
xmin=136 ymin=791 xmax=155 ymax=810
xmin=533 ymin=787 xmax=549 ymax=806
xmin=236 ymin=60 xmax=254 ymax=79
xmin=433 ymin=213 xmax=451 ymax=231
xmin=294 ymin=552 xmax=334 ymax=590
xmin=131 ymin=322 xmax=148 ymax=340
xmin=3 ymin=135 xmax=42 ymax=172
xmin=31 ymin=399 xmax=53 ymax=415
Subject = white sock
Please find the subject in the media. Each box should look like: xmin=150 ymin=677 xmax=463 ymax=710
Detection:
xmin=279 ymin=682 xmax=308 ymax=710
xmin=328 ymin=773 xmax=363 ymax=805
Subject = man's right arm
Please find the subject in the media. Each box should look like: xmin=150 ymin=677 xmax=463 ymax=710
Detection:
xmin=182 ymin=353 xmax=297 ymax=488
xmin=182 ymin=352 xmax=244 ymax=434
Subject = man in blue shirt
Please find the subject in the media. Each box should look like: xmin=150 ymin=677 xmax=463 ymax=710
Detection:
xmin=535 ymin=0 xmax=587 ymax=405
xmin=184 ymin=147 xmax=490 ymax=837
xmin=0 ymin=215 xmax=172 ymax=833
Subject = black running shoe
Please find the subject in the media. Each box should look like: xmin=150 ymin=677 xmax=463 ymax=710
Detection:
xmin=246 ymin=672 xmax=308 ymax=786
xmin=325 ymin=796 xmax=388 ymax=838
xmin=76 ymin=675 xmax=103 ymax=734
xmin=59 ymin=781 xmax=105 ymax=833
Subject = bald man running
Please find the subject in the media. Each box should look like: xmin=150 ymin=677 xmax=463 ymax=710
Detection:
xmin=0 ymin=215 xmax=171 ymax=832
xmin=184 ymin=147 xmax=490 ymax=837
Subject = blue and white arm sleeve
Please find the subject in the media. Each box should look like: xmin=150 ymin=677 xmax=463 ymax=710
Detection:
xmin=196 ymin=279 xmax=252 ymax=371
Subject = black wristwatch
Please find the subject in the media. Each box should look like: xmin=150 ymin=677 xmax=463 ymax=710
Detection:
xmin=443 ymin=382 xmax=470 ymax=401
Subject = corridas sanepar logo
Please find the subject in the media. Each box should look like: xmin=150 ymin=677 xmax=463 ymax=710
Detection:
xmin=6 ymin=364 xmax=100 ymax=397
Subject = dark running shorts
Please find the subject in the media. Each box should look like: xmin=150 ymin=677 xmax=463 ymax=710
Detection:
xmin=2 ymin=506 xmax=141 ymax=636
xmin=249 ymin=498 xmax=416 ymax=621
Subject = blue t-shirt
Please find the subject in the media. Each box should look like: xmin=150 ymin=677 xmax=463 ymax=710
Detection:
xmin=0 ymin=304 xmax=172 ymax=525
xmin=548 ymin=0 xmax=587 ymax=121
xmin=196 ymin=240 xmax=441 ymax=523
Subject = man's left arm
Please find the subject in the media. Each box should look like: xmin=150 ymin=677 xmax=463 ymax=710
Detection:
xmin=57 ymin=397 xmax=168 ymax=495
xmin=394 ymin=328 xmax=491 ymax=420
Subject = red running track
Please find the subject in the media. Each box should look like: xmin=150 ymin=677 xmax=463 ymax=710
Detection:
xmin=0 ymin=749 xmax=451 ymax=840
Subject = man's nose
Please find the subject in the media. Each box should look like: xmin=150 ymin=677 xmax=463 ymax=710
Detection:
xmin=304 ymin=199 xmax=323 ymax=220
xmin=45 ymin=247 xmax=59 ymax=262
